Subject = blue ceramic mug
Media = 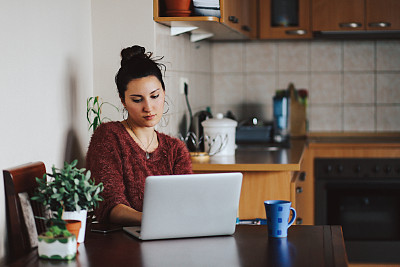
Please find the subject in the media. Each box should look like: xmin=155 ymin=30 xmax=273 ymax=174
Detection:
xmin=264 ymin=200 xmax=296 ymax=238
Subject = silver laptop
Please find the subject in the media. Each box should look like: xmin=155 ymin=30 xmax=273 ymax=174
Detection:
xmin=123 ymin=172 xmax=243 ymax=240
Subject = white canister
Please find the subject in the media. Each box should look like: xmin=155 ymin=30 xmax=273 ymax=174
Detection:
xmin=201 ymin=113 xmax=238 ymax=156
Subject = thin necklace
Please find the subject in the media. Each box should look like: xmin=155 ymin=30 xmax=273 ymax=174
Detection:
xmin=126 ymin=119 xmax=155 ymax=160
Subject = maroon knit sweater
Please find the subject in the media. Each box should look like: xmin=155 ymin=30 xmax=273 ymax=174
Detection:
xmin=86 ymin=122 xmax=193 ymax=223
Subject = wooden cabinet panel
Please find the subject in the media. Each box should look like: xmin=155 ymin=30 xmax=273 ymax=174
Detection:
xmin=366 ymin=0 xmax=400 ymax=30
xmin=259 ymin=0 xmax=312 ymax=39
xmin=313 ymin=0 xmax=400 ymax=32
xmin=239 ymin=171 xmax=292 ymax=219
xmin=220 ymin=0 xmax=241 ymax=32
xmin=312 ymin=0 xmax=365 ymax=31
xmin=292 ymin=147 xmax=312 ymax=225
xmin=239 ymin=0 xmax=258 ymax=39
xmin=221 ymin=0 xmax=258 ymax=38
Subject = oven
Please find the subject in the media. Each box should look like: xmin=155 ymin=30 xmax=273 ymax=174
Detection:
xmin=315 ymin=158 xmax=400 ymax=263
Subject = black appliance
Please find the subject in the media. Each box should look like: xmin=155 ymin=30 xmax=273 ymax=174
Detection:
xmin=186 ymin=110 xmax=212 ymax=152
xmin=315 ymin=158 xmax=400 ymax=263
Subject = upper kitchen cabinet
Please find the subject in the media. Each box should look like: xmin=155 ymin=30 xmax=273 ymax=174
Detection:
xmin=153 ymin=0 xmax=257 ymax=41
xmin=259 ymin=0 xmax=312 ymax=39
xmin=366 ymin=0 xmax=400 ymax=30
xmin=312 ymin=0 xmax=400 ymax=32
xmin=220 ymin=0 xmax=258 ymax=39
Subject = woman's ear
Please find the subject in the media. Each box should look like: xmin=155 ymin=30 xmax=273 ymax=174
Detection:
xmin=120 ymin=97 xmax=126 ymax=108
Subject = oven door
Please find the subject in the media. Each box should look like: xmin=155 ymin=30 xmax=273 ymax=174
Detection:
xmin=316 ymin=179 xmax=400 ymax=263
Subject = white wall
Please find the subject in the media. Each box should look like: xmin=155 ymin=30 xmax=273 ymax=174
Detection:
xmin=91 ymin=0 xmax=156 ymax=121
xmin=0 ymin=0 xmax=93 ymax=261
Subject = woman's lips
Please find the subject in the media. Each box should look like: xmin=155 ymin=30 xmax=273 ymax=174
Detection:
xmin=144 ymin=114 xmax=156 ymax=120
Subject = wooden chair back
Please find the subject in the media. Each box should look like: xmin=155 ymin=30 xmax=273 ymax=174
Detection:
xmin=3 ymin=161 xmax=47 ymax=262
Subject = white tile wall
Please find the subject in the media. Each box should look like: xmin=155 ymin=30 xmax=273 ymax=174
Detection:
xmin=211 ymin=39 xmax=400 ymax=133
xmin=154 ymin=24 xmax=212 ymax=136
xmin=311 ymin=41 xmax=342 ymax=72
xmin=154 ymin=23 xmax=400 ymax=133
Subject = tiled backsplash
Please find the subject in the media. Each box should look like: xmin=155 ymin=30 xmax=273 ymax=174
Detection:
xmin=155 ymin=23 xmax=400 ymax=134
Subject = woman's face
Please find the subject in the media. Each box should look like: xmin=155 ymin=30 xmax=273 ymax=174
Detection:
xmin=123 ymin=75 xmax=165 ymax=128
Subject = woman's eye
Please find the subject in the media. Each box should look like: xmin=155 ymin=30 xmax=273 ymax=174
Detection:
xmin=151 ymin=94 xmax=159 ymax=99
xmin=132 ymin=98 xmax=142 ymax=103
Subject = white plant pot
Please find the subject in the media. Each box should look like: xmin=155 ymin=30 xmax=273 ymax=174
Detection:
xmin=62 ymin=210 xmax=87 ymax=243
xmin=38 ymin=235 xmax=77 ymax=260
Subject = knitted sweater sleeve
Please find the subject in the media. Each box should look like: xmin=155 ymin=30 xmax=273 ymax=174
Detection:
xmin=86 ymin=123 xmax=130 ymax=222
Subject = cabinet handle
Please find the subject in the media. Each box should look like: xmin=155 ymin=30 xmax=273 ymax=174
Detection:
xmin=285 ymin=29 xmax=307 ymax=35
xmin=242 ymin=25 xmax=251 ymax=32
xmin=228 ymin=16 xmax=239 ymax=24
xmin=296 ymin=218 xmax=303 ymax=225
xmin=339 ymin=22 xmax=362 ymax=28
xmin=296 ymin=187 xmax=303 ymax=193
xmin=299 ymin=171 xmax=306 ymax=181
xmin=368 ymin=22 xmax=391 ymax=28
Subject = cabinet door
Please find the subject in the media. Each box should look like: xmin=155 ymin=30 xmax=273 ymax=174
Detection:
xmin=312 ymin=0 xmax=365 ymax=31
xmin=259 ymin=0 xmax=312 ymax=39
xmin=239 ymin=0 xmax=258 ymax=39
xmin=366 ymin=0 xmax=400 ymax=30
xmin=220 ymin=0 xmax=242 ymax=32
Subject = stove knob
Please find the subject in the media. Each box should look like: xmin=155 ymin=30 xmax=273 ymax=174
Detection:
xmin=384 ymin=165 xmax=392 ymax=174
xmin=337 ymin=164 xmax=344 ymax=173
xmin=354 ymin=165 xmax=361 ymax=173
xmin=326 ymin=165 xmax=333 ymax=173
xmin=373 ymin=165 xmax=381 ymax=173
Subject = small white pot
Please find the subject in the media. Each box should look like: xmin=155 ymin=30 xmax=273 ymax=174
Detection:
xmin=38 ymin=235 xmax=77 ymax=260
xmin=62 ymin=210 xmax=87 ymax=243
xmin=202 ymin=113 xmax=238 ymax=156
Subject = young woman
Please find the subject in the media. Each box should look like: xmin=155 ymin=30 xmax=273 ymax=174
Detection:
xmin=86 ymin=45 xmax=193 ymax=225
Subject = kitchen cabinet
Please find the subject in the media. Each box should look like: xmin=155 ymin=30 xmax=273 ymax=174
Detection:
xmin=312 ymin=0 xmax=400 ymax=32
xmin=239 ymin=0 xmax=258 ymax=39
xmin=259 ymin=0 xmax=312 ymax=39
xmin=221 ymin=0 xmax=258 ymax=39
xmin=292 ymin=147 xmax=310 ymax=225
xmin=366 ymin=0 xmax=400 ymax=30
xmin=153 ymin=0 xmax=257 ymax=41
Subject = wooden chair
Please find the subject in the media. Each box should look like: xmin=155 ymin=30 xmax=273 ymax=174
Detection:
xmin=3 ymin=162 xmax=47 ymax=262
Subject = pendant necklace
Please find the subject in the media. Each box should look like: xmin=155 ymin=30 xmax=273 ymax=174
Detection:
xmin=126 ymin=120 xmax=155 ymax=160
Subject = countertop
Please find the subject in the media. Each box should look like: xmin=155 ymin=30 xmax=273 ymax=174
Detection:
xmin=191 ymin=139 xmax=306 ymax=172
xmin=308 ymin=132 xmax=400 ymax=144
xmin=191 ymin=133 xmax=400 ymax=172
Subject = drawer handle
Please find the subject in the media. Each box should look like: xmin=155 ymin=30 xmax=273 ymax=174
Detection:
xmin=296 ymin=218 xmax=303 ymax=225
xmin=242 ymin=25 xmax=251 ymax=32
xmin=368 ymin=22 xmax=391 ymax=28
xmin=296 ymin=187 xmax=303 ymax=193
xmin=339 ymin=22 xmax=362 ymax=28
xmin=285 ymin=29 xmax=307 ymax=35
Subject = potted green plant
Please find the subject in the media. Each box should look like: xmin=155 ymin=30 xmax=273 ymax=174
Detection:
xmin=87 ymin=96 xmax=119 ymax=132
xmin=36 ymin=208 xmax=80 ymax=260
xmin=32 ymin=159 xmax=104 ymax=243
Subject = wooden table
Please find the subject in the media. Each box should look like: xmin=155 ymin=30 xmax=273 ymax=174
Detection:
xmin=6 ymin=225 xmax=348 ymax=267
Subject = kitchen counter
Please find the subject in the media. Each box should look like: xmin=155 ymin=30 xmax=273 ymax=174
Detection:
xmin=308 ymin=132 xmax=400 ymax=144
xmin=192 ymin=139 xmax=306 ymax=172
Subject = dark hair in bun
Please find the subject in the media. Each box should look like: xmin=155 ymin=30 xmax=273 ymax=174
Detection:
xmin=115 ymin=45 xmax=165 ymax=102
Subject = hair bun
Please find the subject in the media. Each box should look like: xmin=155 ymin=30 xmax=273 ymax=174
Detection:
xmin=121 ymin=45 xmax=150 ymax=66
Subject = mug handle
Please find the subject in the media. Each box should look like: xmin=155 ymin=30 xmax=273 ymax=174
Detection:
xmin=287 ymin=207 xmax=297 ymax=228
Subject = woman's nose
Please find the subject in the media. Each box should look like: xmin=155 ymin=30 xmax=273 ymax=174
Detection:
xmin=142 ymin=99 xmax=151 ymax=112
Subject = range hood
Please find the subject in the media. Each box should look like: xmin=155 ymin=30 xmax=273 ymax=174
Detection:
xmin=313 ymin=30 xmax=400 ymax=40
